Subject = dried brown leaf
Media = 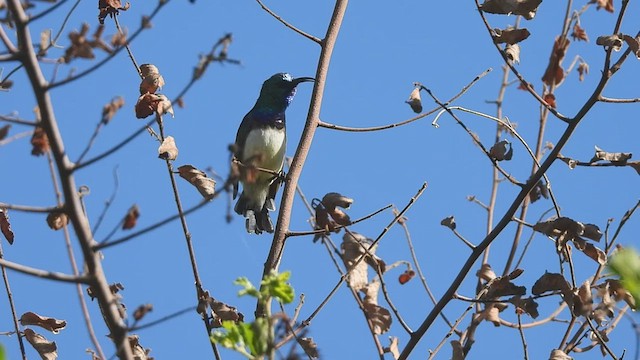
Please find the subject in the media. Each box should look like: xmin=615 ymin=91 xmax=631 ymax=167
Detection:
xmin=493 ymin=27 xmax=530 ymax=44
xmin=549 ymin=349 xmax=572 ymax=360
xmin=122 ymin=204 xmax=140 ymax=230
xmin=31 ymin=126 xmax=50 ymax=156
xmin=606 ymin=279 xmax=636 ymax=309
xmin=480 ymin=0 xmax=542 ymax=19
xmin=177 ymin=165 xmax=216 ymax=200
xmin=505 ymin=43 xmax=520 ymax=64
xmin=591 ymin=0 xmax=614 ymax=12
xmin=577 ymin=61 xmax=589 ymax=81
xmin=596 ymin=35 xmax=623 ymax=51
xmin=24 ymin=328 xmax=57 ymax=360
xmin=405 ymin=87 xmax=422 ymax=113
xmin=101 ymin=96 xmax=125 ymax=124
xmin=489 ymin=139 xmax=513 ymax=161
xmin=135 ymin=93 xmax=174 ymax=119
xmin=533 ymin=217 xmax=586 ymax=240
xmin=544 ymin=93 xmax=557 ymax=108
xmin=480 ymin=302 xmax=507 ymax=326
xmin=0 ymin=124 xmax=9 ymax=141
xmin=623 ymin=34 xmax=640 ymax=59
xmin=542 ymin=37 xmax=570 ymax=87
xmin=321 ymin=193 xmax=353 ymax=226
xmin=20 ymin=312 xmax=66 ymax=334
xmin=629 ymin=161 xmax=640 ymax=175
xmin=98 ymin=0 xmax=131 ymax=24
xmin=440 ymin=215 xmax=456 ymax=230
xmin=571 ymin=281 xmax=593 ymax=317
xmin=484 ymin=276 xmax=526 ymax=299
xmin=0 ymin=209 xmax=14 ymax=244
xmin=158 ymin=136 xmax=178 ymax=161
xmin=139 ymin=64 xmax=165 ymax=94
xmin=575 ymin=240 xmax=606 ymax=265
xmin=477 ymin=263 xmax=497 ymax=282
xmin=299 ymin=337 xmax=319 ymax=359
xmin=362 ymin=281 xmax=392 ymax=334
xmin=571 ymin=23 xmax=588 ymax=42
xmin=341 ymin=233 xmax=378 ymax=291
xmin=532 ymin=272 xmax=570 ymax=295
xmin=128 ymin=335 xmax=150 ymax=360
xmin=590 ymin=145 xmax=632 ymax=164
xmin=46 ymin=211 xmax=69 ymax=231
xmin=508 ymin=295 xmax=539 ymax=318
xmin=132 ymin=304 xmax=153 ymax=321
xmin=211 ymin=300 xmax=242 ymax=326
xmin=386 ymin=337 xmax=400 ymax=360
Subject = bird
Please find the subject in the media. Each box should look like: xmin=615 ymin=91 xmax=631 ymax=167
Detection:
xmin=233 ymin=73 xmax=314 ymax=234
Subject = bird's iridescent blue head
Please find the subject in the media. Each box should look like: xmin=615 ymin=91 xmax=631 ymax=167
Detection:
xmin=258 ymin=73 xmax=315 ymax=109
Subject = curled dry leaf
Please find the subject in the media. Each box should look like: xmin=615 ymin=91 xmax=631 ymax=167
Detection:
xmin=46 ymin=211 xmax=69 ymax=231
xmin=542 ymin=37 xmax=570 ymax=87
xmin=211 ymin=300 xmax=242 ymax=326
xmin=592 ymin=0 xmax=614 ymax=12
xmin=101 ymin=96 xmax=125 ymax=124
xmin=493 ymin=27 xmax=530 ymax=45
xmin=63 ymin=23 xmax=95 ymax=63
xmin=0 ymin=124 xmax=10 ymax=141
xmin=549 ymin=349 xmax=572 ymax=360
xmin=31 ymin=126 xmax=50 ymax=156
xmin=98 ymin=0 xmax=131 ymax=24
xmin=128 ymin=335 xmax=151 ymax=360
xmin=135 ymin=93 xmax=174 ymax=119
xmin=341 ymin=232 xmax=385 ymax=291
xmin=20 ymin=312 xmax=67 ymax=334
xmin=529 ymin=179 xmax=549 ymax=203
xmin=590 ymin=145 xmax=632 ymax=164
xmin=573 ymin=238 xmax=607 ymax=264
xmin=158 ymin=136 xmax=178 ymax=161
xmin=139 ymin=64 xmax=165 ymax=94
xmin=483 ymin=275 xmax=526 ymax=299
xmin=489 ymin=139 xmax=513 ymax=161
xmin=321 ymin=192 xmax=353 ymax=226
xmin=606 ymin=279 xmax=636 ymax=309
xmin=0 ymin=209 xmax=14 ymax=245
xmin=571 ymin=23 xmax=589 ymax=42
xmin=440 ymin=216 xmax=456 ymax=230
xmin=479 ymin=302 xmax=508 ymax=326
xmin=23 ymin=328 xmax=57 ymax=360
xmin=543 ymin=93 xmax=557 ymax=108
xmin=508 ymin=295 xmax=539 ymax=318
xmin=533 ymin=217 xmax=601 ymax=241
xmin=122 ymin=204 xmax=140 ymax=230
xmin=177 ymin=165 xmax=216 ymax=200
xmin=362 ymin=281 xmax=392 ymax=334
xmin=532 ymin=272 xmax=570 ymax=295
xmin=480 ymin=0 xmax=542 ymax=19
xmin=596 ymin=35 xmax=623 ymax=51
xmin=570 ymin=280 xmax=593 ymax=317
xmin=398 ymin=270 xmax=415 ymax=285
xmin=505 ymin=43 xmax=520 ymax=64
xmin=132 ymin=304 xmax=153 ymax=321
xmin=405 ymin=86 xmax=422 ymax=113
xmin=577 ymin=61 xmax=589 ymax=81
xmin=298 ymin=337 xmax=320 ymax=359
xmin=623 ymin=34 xmax=640 ymax=59
xmin=477 ymin=263 xmax=497 ymax=282
xmin=386 ymin=337 xmax=400 ymax=360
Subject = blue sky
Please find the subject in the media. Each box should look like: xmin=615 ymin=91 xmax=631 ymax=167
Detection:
xmin=1 ymin=0 xmax=639 ymax=359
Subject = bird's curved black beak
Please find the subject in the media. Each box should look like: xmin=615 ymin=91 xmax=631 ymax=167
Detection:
xmin=293 ymin=77 xmax=315 ymax=85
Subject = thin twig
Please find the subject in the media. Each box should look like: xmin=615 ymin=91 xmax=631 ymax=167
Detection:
xmin=129 ymin=306 xmax=196 ymax=332
xmin=286 ymin=204 xmax=392 ymax=237
xmin=517 ymin=313 xmax=529 ymax=360
xmin=92 ymin=166 xmax=120 ymax=235
xmin=0 ymin=130 xmax=34 ymax=147
xmin=0 ymin=244 xmax=27 ymax=360
xmin=318 ymin=68 xmax=491 ymax=132
xmin=255 ymin=0 xmax=321 ymax=44
xmin=0 ymin=258 xmax=89 ymax=283
xmin=599 ymin=96 xmax=640 ymax=103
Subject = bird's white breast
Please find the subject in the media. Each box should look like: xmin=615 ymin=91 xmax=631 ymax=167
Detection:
xmin=243 ymin=127 xmax=286 ymax=174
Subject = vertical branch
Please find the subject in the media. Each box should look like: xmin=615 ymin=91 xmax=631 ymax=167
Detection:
xmin=0 ymin=243 xmax=27 ymax=360
xmin=46 ymin=151 xmax=106 ymax=360
xmin=6 ymin=0 xmax=135 ymax=357
xmin=258 ymin=0 xmax=349 ymax=315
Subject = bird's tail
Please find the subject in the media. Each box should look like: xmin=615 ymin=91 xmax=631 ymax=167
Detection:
xmin=234 ymin=193 xmax=275 ymax=234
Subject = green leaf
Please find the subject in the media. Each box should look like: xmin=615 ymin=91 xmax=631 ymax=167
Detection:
xmin=261 ymin=270 xmax=295 ymax=304
xmin=609 ymin=248 xmax=640 ymax=309
xmin=0 ymin=343 xmax=5 ymax=360
xmin=251 ymin=317 xmax=269 ymax=356
xmin=235 ymin=277 xmax=260 ymax=299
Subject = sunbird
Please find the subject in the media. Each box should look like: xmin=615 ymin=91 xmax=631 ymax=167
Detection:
xmin=233 ymin=73 xmax=314 ymax=234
